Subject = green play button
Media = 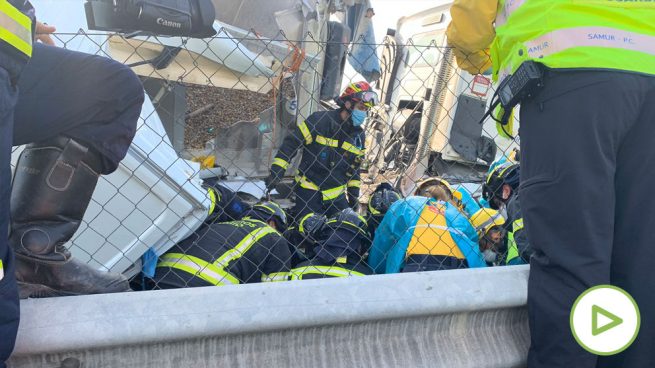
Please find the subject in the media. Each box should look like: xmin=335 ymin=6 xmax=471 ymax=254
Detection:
xmin=592 ymin=304 xmax=623 ymax=336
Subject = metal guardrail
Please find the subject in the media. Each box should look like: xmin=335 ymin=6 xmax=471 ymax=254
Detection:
xmin=9 ymin=265 xmax=530 ymax=368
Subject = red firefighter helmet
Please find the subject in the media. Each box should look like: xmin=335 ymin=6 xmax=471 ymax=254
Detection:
xmin=337 ymin=81 xmax=379 ymax=109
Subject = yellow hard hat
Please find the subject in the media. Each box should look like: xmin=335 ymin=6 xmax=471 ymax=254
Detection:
xmin=471 ymin=208 xmax=506 ymax=235
xmin=414 ymin=177 xmax=462 ymax=201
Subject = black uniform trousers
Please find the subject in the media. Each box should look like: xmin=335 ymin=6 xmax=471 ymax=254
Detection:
xmin=0 ymin=43 xmax=143 ymax=366
xmin=520 ymin=69 xmax=655 ymax=368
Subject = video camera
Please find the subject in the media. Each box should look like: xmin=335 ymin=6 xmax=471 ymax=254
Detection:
xmin=85 ymin=0 xmax=216 ymax=38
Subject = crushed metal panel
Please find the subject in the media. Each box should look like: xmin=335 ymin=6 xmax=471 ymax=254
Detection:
xmin=449 ymin=94 xmax=487 ymax=162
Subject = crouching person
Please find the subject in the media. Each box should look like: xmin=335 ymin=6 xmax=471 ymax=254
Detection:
xmin=470 ymin=208 xmax=506 ymax=266
xmin=151 ymin=202 xmax=291 ymax=288
xmin=289 ymin=208 xmax=373 ymax=280
xmin=284 ymin=212 xmax=328 ymax=267
xmin=368 ymin=193 xmax=486 ymax=274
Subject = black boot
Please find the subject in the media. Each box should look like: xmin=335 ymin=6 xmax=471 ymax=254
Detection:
xmin=10 ymin=137 xmax=131 ymax=298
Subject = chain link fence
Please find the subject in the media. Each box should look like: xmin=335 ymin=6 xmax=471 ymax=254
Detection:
xmin=9 ymin=23 xmax=524 ymax=294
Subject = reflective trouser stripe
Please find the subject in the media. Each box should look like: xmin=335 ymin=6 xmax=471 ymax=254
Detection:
xmin=0 ymin=259 xmax=3 ymax=281
xmin=158 ymin=253 xmax=239 ymax=285
xmin=316 ymin=135 xmax=339 ymax=147
xmin=214 ymin=226 xmax=277 ymax=268
xmin=295 ymin=175 xmax=347 ymax=201
xmin=524 ymin=27 xmax=655 ymax=60
xmin=0 ymin=2 xmax=32 ymax=57
xmin=289 ymin=266 xmax=365 ymax=280
xmin=298 ymin=121 xmax=313 ymax=145
xmin=272 ymin=157 xmax=289 ymax=170
xmin=342 ymin=141 xmax=363 ymax=156
xmin=261 ymin=272 xmax=289 ymax=282
xmin=347 ymin=180 xmax=361 ymax=188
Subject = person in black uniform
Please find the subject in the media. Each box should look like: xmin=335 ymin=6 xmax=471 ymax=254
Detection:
xmin=202 ymin=178 xmax=248 ymax=224
xmin=289 ymin=208 xmax=373 ymax=280
xmin=283 ymin=212 xmax=327 ymax=267
xmin=265 ymin=81 xmax=378 ymax=219
xmin=1 ymin=2 xmax=145 ymax=365
xmin=151 ymin=201 xmax=292 ymax=288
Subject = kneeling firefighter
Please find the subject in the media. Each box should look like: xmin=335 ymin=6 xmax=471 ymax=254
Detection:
xmin=265 ymin=82 xmax=378 ymax=219
xmin=283 ymin=212 xmax=328 ymax=267
xmin=368 ymin=193 xmax=486 ymax=274
xmin=289 ymin=208 xmax=374 ymax=280
xmin=151 ymin=202 xmax=292 ymax=288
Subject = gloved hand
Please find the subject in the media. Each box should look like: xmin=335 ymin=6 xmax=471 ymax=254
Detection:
xmin=265 ymin=169 xmax=284 ymax=192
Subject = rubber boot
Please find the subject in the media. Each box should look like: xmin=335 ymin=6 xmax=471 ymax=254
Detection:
xmin=10 ymin=137 xmax=131 ymax=298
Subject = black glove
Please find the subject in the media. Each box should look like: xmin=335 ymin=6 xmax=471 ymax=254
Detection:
xmin=265 ymin=169 xmax=284 ymax=192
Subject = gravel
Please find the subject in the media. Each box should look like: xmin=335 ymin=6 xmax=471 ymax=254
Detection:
xmin=184 ymin=80 xmax=297 ymax=149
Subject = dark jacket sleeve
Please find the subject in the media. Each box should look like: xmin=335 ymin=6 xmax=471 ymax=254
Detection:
xmin=347 ymin=130 xmax=365 ymax=207
xmin=261 ymin=234 xmax=292 ymax=280
xmin=270 ymin=120 xmax=313 ymax=178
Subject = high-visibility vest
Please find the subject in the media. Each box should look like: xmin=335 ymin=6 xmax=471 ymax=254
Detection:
xmin=491 ymin=0 xmax=655 ymax=82
xmin=0 ymin=1 xmax=33 ymax=57
xmin=406 ymin=203 xmax=466 ymax=260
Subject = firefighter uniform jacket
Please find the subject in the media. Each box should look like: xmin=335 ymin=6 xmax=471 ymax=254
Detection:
xmin=270 ymin=110 xmax=365 ymax=206
xmin=153 ymin=218 xmax=291 ymax=288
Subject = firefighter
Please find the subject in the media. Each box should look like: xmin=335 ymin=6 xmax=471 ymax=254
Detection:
xmin=283 ymin=212 xmax=327 ymax=267
xmin=1 ymin=6 xmax=144 ymax=366
xmin=151 ymin=202 xmax=292 ymax=288
xmin=265 ymin=81 xmax=379 ymax=219
xmin=289 ymin=208 xmax=373 ymax=280
xmin=482 ymin=162 xmax=530 ymax=265
xmin=449 ymin=1 xmax=655 ymax=366
xmin=202 ymin=178 xmax=247 ymax=224
xmin=368 ymin=192 xmax=486 ymax=274
xmin=470 ymin=208 xmax=506 ymax=266
xmin=366 ymin=182 xmax=402 ymax=237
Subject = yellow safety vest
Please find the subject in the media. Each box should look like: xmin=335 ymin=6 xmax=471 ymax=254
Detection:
xmin=406 ymin=204 xmax=466 ymax=259
xmin=491 ymin=0 xmax=655 ymax=82
xmin=0 ymin=1 xmax=33 ymax=57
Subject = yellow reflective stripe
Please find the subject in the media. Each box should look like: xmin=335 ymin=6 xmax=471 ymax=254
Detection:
xmin=321 ymin=185 xmax=347 ymax=201
xmin=368 ymin=201 xmax=381 ymax=215
xmin=347 ymin=180 xmax=361 ymax=188
xmin=207 ymin=188 xmax=218 ymax=215
xmin=214 ymin=226 xmax=277 ymax=268
xmin=341 ymin=141 xmax=364 ymax=156
xmin=289 ymin=266 xmax=364 ymax=280
xmin=0 ymin=259 xmax=4 ymax=281
xmin=295 ymin=175 xmax=320 ymax=191
xmin=272 ymin=157 xmax=290 ymax=170
xmin=298 ymin=121 xmax=313 ymax=145
xmin=316 ymin=135 xmax=339 ymax=147
xmin=158 ymin=253 xmax=239 ymax=285
xmin=261 ymin=272 xmax=289 ymax=282
xmin=513 ymin=218 xmax=524 ymax=232
xmin=0 ymin=2 xmax=32 ymax=57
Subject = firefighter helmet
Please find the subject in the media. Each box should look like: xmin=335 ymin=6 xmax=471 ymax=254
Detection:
xmin=249 ymin=201 xmax=288 ymax=231
xmin=368 ymin=183 xmax=401 ymax=216
xmin=336 ymin=81 xmax=379 ymax=109
xmin=482 ymin=163 xmax=520 ymax=208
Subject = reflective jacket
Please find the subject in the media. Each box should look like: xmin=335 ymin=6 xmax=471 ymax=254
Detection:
xmin=270 ymin=109 xmax=365 ymax=204
xmin=368 ymin=196 xmax=486 ymax=274
xmin=154 ymin=218 xmax=291 ymax=287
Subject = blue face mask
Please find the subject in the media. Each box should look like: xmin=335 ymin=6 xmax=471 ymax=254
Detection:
xmin=351 ymin=109 xmax=367 ymax=127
